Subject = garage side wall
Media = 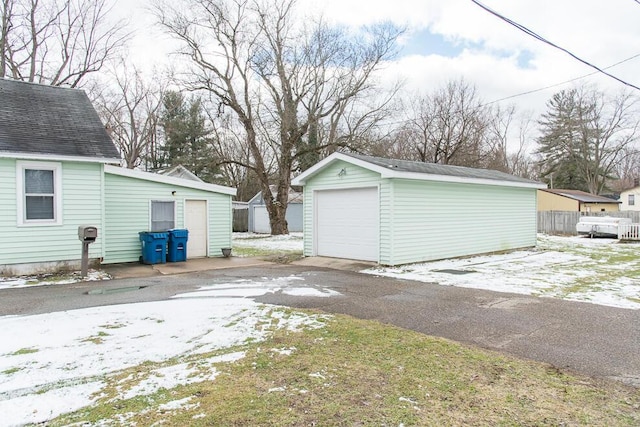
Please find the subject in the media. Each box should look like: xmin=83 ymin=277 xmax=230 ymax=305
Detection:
xmin=104 ymin=173 xmax=232 ymax=263
xmin=389 ymin=179 xmax=537 ymax=265
xmin=301 ymin=160 xmax=384 ymax=258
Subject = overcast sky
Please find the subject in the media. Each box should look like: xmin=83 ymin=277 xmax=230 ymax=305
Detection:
xmin=116 ymin=0 xmax=640 ymax=119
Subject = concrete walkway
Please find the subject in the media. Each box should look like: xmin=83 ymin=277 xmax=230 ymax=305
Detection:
xmin=103 ymin=256 xmax=273 ymax=279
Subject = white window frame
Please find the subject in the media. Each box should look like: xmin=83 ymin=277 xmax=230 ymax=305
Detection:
xmin=629 ymin=194 xmax=635 ymax=206
xmin=149 ymin=200 xmax=176 ymax=231
xmin=16 ymin=161 xmax=63 ymax=226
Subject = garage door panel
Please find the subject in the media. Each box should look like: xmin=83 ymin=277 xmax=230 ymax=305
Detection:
xmin=316 ymin=187 xmax=378 ymax=261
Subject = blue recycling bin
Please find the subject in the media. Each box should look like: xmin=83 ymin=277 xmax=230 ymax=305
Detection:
xmin=167 ymin=229 xmax=189 ymax=262
xmin=139 ymin=232 xmax=169 ymax=264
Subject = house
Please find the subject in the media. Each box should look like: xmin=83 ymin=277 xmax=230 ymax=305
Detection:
xmin=0 ymin=78 xmax=236 ymax=275
xmin=619 ymin=186 xmax=640 ymax=211
xmin=291 ymin=152 xmax=546 ymax=266
xmin=537 ymin=189 xmax=620 ymax=212
xmin=247 ymin=186 xmax=303 ymax=233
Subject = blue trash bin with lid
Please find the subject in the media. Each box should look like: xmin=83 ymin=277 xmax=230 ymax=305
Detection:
xmin=139 ymin=231 xmax=169 ymax=264
xmin=167 ymin=229 xmax=189 ymax=262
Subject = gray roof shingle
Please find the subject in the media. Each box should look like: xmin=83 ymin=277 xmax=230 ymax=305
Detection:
xmin=541 ymin=189 xmax=620 ymax=204
xmin=0 ymin=78 xmax=120 ymax=160
xmin=344 ymin=153 xmax=541 ymax=185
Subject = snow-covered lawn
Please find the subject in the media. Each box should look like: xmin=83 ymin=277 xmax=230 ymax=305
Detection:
xmin=0 ymin=277 xmax=335 ymax=426
xmin=364 ymin=234 xmax=640 ymax=310
xmin=233 ymin=232 xmax=303 ymax=252
xmin=0 ymin=270 xmax=110 ymax=291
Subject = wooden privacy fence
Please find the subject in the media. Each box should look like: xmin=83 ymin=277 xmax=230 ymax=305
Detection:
xmin=537 ymin=211 xmax=640 ymax=235
xmin=232 ymin=207 xmax=248 ymax=232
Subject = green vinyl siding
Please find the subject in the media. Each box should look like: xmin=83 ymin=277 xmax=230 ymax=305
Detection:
xmin=0 ymin=158 xmax=104 ymax=266
xmin=104 ymin=172 xmax=232 ymax=264
xmin=301 ymin=160 xmax=383 ymax=257
xmin=388 ymin=179 xmax=537 ymax=265
xmin=299 ymin=159 xmax=538 ymax=266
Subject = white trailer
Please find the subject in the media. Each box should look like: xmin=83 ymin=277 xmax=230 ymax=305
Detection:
xmin=576 ymin=216 xmax=631 ymax=238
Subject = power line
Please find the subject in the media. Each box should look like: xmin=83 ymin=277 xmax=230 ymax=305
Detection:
xmin=483 ymin=52 xmax=640 ymax=106
xmin=470 ymin=0 xmax=640 ymax=92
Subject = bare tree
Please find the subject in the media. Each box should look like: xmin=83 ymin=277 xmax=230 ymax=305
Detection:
xmin=93 ymin=63 xmax=165 ymax=169
xmin=156 ymin=0 xmax=400 ymax=234
xmin=399 ymin=79 xmax=494 ymax=167
xmin=0 ymin=0 xmax=129 ymax=87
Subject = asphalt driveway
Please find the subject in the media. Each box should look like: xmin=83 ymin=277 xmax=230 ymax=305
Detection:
xmin=1 ymin=262 xmax=638 ymax=387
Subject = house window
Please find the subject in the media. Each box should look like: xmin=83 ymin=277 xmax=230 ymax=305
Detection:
xmin=151 ymin=201 xmax=175 ymax=231
xmin=17 ymin=161 xmax=62 ymax=225
xmin=629 ymin=194 xmax=635 ymax=206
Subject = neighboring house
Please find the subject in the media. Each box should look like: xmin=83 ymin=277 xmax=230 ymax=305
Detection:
xmin=0 ymin=78 xmax=236 ymax=275
xmin=247 ymin=186 xmax=303 ymax=233
xmin=292 ymin=152 xmax=546 ymax=266
xmin=537 ymin=189 xmax=620 ymax=212
xmin=619 ymin=186 xmax=640 ymax=211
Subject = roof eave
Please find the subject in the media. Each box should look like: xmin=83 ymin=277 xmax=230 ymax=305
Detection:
xmin=384 ymin=169 xmax=547 ymax=189
xmin=292 ymin=152 xmax=546 ymax=189
xmin=104 ymin=165 xmax=237 ymax=196
xmin=0 ymin=151 xmax=121 ymax=164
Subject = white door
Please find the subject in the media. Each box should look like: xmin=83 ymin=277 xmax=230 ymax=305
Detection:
xmin=185 ymin=200 xmax=207 ymax=258
xmin=253 ymin=205 xmax=271 ymax=234
xmin=315 ymin=187 xmax=378 ymax=262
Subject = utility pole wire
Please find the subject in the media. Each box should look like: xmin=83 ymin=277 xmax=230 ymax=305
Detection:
xmin=470 ymin=0 xmax=640 ymax=92
xmin=484 ymin=52 xmax=640 ymax=106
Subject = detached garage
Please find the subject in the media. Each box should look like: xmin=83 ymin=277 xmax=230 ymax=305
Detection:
xmin=292 ymin=152 xmax=546 ymax=266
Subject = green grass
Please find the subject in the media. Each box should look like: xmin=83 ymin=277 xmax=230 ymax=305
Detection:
xmin=80 ymin=331 xmax=110 ymax=345
xmin=50 ymin=313 xmax=640 ymax=426
xmin=12 ymin=347 xmax=39 ymax=356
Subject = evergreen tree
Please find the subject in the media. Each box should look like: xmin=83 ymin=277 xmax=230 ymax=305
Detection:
xmin=536 ymin=86 xmax=639 ymax=194
xmin=160 ymin=91 xmax=219 ymax=182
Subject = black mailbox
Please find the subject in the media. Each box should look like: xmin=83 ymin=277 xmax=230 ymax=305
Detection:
xmin=78 ymin=225 xmax=98 ymax=242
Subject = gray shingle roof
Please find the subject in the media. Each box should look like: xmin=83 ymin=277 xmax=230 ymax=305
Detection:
xmin=542 ymin=189 xmax=620 ymax=204
xmin=344 ymin=153 xmax=541 ymax=185
xmin=0 ymin=78 xmax=120 ymax=160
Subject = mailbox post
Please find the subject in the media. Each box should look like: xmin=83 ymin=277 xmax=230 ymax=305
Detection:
xmin=78 ymin=226 xmax=98 ymax=277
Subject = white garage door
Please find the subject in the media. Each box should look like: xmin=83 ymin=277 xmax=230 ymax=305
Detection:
xmin=315 ymin=187 xmax=378 ymax=261
xmin=185 ymin=200 xmax=207 ymax=258
xmin=253 ymin=206 xmax=271 ymax=234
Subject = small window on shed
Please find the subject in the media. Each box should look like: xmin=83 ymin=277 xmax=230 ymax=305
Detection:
xmin=151 ymin=201 xmax=175 ymax=231
xmin=629 ymin=194 xmax=635 ymax=206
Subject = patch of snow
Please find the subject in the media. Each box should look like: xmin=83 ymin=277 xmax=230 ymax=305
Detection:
xmin=0 ymin=381 xmax=104 ymax=427
xmin=158 ymin=397 xmax=195 ymax=411
xmin=282 ymin=287 xmax=342 ymax=297
xmin=364 ymin=235 xmax=640 ymax=310
xmin=0 ymin=270 xmax=110 ymax=290
xmin=271 ymin=347 xmax=296 ymax=356
xmin=121 ymin=362 xmax=218 ymax=400
xmin=0 ymin=277 xmax=331 ymax=425
xmin=232 ymin=232 xmax=303 ymax=252
xmin=268 ymin=386 xmax=286 ymax=392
